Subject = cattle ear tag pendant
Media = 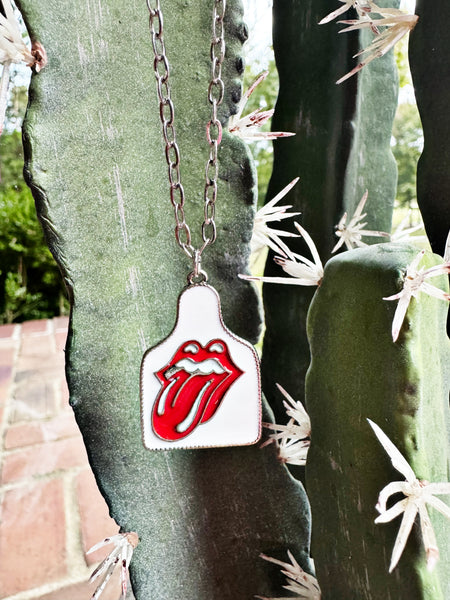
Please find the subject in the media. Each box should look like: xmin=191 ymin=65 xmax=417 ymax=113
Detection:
xmin=140 ymin=284 xmax=262 ymax=450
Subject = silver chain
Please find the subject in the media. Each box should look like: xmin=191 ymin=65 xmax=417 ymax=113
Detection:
xmin=146 ymin=0 xmax=226 ymax=281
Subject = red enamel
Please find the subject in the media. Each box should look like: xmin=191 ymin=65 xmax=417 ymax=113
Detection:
xmin=151 ymin=339 xmax=243 ymax=441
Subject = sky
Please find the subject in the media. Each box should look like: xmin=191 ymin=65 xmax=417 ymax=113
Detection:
xmin=241 ymin=0 xmax=273 ymax=70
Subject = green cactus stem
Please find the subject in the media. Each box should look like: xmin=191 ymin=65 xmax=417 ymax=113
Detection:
xmin=305 ymin=243 xmax=450 ymax=599
xmin=409 ymin=0 xmax=450 ymax=257
xmin=17 ymin=1 xmax=311 ymax=597
xmin=261 ymin=0 xmax=398 ymax=425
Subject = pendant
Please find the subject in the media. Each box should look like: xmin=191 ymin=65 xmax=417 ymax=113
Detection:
xmin=140 ymin=283 xmax=261 ymax=450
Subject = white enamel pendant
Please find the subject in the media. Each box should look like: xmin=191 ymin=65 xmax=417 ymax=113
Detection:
xmin=140 ymin=284 xmax=261 ymax=450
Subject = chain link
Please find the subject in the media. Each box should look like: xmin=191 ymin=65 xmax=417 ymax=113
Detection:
xmin=147 ymin=0 xmax=226 ymax=264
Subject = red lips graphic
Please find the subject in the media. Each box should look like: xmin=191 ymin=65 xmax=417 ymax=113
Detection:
xmin=151 ymin=339 xmax=243 ymax=441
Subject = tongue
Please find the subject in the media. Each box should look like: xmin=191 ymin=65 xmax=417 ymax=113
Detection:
xmin=152 ymin=370 xmax=228 ymax=441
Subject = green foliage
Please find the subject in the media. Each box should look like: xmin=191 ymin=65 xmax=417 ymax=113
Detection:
xmin=395 ymin=35 xmax=411 ymax=89
xmin=0 ymin=130 xmax=68 ymax=323
xmin=5 ymin=83 xmax=29 ymax=132
xmin=392 ymin=36 xmax=423 ymax=212
xmin=242 ymin=61 xmax=279 ymax=204
xmin=391 ymin=102 xmax=423 ymax=209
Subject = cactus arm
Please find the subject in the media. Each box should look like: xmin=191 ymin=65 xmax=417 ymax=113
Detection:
xmin=409 ymin=0 xmax=450 ymax=257
xmin=16 ymin=1 xmax=312 ymax=597
xmin=262 ymin=0 xmax=398 ymax=426
xmin=305 ymin=243 xmax=450 ymax=598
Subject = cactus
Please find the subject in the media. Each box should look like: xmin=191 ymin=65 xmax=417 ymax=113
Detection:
xmin=17 ymin=1 xmax=311 ymax=598
xmin=305 ymin=243 xmax=450 ymax=599
xmin=261 ymin=0 xmax=399 ymax=424
xmin=409 ymin=0 xmax=450 ymax=256
xmin=12 ymin=0 xmax=450 ymax=598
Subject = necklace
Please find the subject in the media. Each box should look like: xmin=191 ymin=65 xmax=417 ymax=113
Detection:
xmin=140 ymin=0 xmax=262 ymax=450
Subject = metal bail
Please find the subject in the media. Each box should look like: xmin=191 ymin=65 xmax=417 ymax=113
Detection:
xmin=187 ymin=250 xmax=208 ymax=285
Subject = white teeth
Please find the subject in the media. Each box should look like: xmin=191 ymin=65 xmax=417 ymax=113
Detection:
xmin=175 ymin=357 xmax=226 ymax=375
xmin=164 ymin=365 xmax=180 ymax=378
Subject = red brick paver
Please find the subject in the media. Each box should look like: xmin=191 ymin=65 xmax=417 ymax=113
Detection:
xmin=1 ymin=435 xmax=88 ymax=484
xmin=21 ymin=320 xmax=50 ymax=336
xmin=0 ymin=479 xmax=67 ymax=597
xmin=0 ymin=325 xmax=17 ymax=340
xmin=0 ymin=318 xmax=126 ymax=600
xmin=4 ymin=412 xmax=80 ymax=450
xmin=76 ymin=469 xmax=119 ymax=565
xmin=34 ymin=571 xmax=124 ymax=600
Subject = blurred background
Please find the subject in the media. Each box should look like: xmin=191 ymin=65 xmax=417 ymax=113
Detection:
xmin=0 ymin=0 xmax=423 ymax=326
xmin=0 ymin=1 xmax=422 ymax=599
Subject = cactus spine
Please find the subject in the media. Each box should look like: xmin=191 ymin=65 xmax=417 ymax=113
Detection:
xmin=305 ymin=244 xmax=450 ymax=598
xmin=262 ymin=0 xmax=399 ymax=424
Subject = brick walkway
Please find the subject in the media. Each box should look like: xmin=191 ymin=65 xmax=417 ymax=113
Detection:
xmin=0 ymin=318 xmax=128 ymax=600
